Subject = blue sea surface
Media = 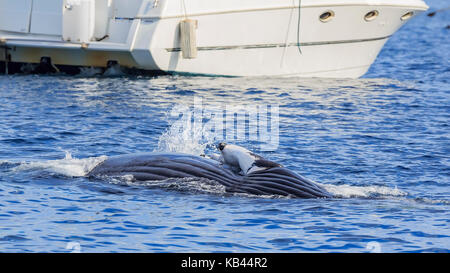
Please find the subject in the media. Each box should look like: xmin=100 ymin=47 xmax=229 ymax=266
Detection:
xmin=0 ymin=0 xmax=449 ymax=252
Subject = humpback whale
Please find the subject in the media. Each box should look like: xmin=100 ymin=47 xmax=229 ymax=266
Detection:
xmin=88 ymin=151 xmax=333 ymax=199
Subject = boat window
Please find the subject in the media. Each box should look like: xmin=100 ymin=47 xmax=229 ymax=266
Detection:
xmin=401 ymin=11 xmax=414 ymax=21
xmin=364 ymin=10 xmax=379 ymax=21
xmin=319 ymin=11 xmax=334 ymax=23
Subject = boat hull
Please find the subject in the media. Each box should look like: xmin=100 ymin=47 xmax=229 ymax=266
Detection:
xmin=0 ymin=0 xmax=428 ymax=77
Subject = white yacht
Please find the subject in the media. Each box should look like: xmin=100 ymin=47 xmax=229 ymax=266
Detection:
xmin=0 ymin=0 xmax=428 ymax=77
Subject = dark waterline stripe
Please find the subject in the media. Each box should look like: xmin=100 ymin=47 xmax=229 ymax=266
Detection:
xmin=165 ymin=35 xmax=391 ymax=52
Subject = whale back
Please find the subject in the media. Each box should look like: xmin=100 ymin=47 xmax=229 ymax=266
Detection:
xmin=238 ymin=167 xmax=333 ymax=198
xmin=88 ymin=153 xmax=332 ymax=199
xmin=88 ymin=153 xmax=244 ymax=187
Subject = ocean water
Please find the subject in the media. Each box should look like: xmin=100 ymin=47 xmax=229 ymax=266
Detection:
xmin=0 ymin=1 xmax=449 ymax=253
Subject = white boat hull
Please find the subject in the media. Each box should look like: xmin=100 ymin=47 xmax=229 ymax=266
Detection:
xmin=0 ymin=0 xmax=428 ymax=78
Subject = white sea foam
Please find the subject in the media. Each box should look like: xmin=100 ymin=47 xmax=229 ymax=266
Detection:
xmin=103 ymin=64 xmax=125 ymax=77
xmin=78 ymin=66 xmax=103 ymax=77
xmin=12 ymin=151 xmax=107 ymax=177
xmin=319 ymin=183 xmax=407 ymax=198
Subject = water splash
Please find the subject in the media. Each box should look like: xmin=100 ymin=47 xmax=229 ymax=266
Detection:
xmin=78 ymin=66 xmax=103 ymax=77
xmin=103 ymin=64 xmax=125 ymax=77
xmin=320 ymin=183 xmax=407 ymax=198
xmin=12 ymin=151 xmax=107 ymax=177
xmin=154 ymin=103 xmax=218 ymax=156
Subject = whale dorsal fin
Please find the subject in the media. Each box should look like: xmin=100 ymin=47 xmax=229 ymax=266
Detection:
xmin=245 ymin=159 xmax=283 ymax=174
xmin=253 ymin=159 xmax=282 ymax=168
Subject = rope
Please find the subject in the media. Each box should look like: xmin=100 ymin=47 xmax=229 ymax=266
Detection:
xmin=297 ymin=0 xmax=302 ymax=54
xmin=181 ymin=0 xmax=188 ymax=19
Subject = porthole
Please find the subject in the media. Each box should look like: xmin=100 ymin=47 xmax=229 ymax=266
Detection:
xmin=364 ymin=10 xmax=379 ymax=22
xmin=401 ymin=11 xmax=414 ymax=21
xmin=319 ymin=11 xmax=335 ymax=23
